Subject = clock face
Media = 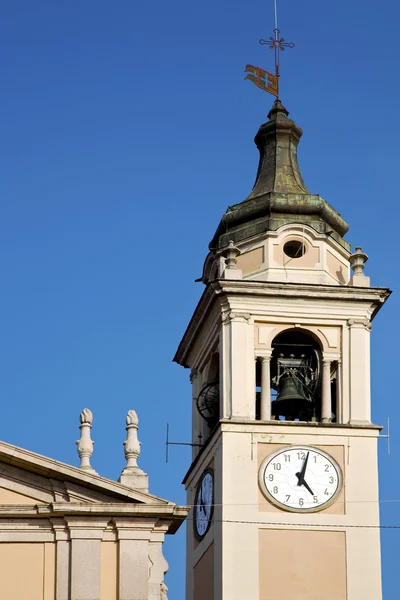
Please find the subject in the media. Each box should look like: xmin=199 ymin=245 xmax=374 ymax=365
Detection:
xmin=259 ymin=446 xmax=342 ymax=512
xmin=194 ymin=469 xmax=214 ymax=539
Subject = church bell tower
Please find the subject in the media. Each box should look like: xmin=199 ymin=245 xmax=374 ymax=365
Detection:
xmin=174 ymin=100 xmax=390 ymax=600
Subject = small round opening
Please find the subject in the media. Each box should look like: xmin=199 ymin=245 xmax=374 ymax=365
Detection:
xmin=283 ymin=240 xmax=305 ymax=258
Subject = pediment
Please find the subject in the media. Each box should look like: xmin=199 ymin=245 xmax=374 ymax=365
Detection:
xmin=0 ymin=440 xmax=171 ymax=507
xmin=0 ymin=463 xmax=128 ymax=505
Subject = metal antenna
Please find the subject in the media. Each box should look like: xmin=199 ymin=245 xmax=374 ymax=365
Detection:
xmin=379 ymin=417 xmax=391 ymax=456
xmin=259 ymin=0 xmax=295 ymax=93
xmin=165 ymin=423 xmax=203 ymax=463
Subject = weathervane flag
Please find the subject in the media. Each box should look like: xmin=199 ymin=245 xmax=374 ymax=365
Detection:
xmin=245 ymin=0 xmax=294 ymax=99
xmin=245 ymin=64 xmax=279 ymax=97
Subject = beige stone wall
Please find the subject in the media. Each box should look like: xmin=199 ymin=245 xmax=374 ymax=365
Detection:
xmin=259 ymin=529 xmax=347 ymax=600
xmin=227 ymin=223 xmax=352 ymax=285
xmin=326 ymin=249 xmax=348 ymax=284
xmin=0 ymin=520 xmax=170 ymax=600
xmin=194 ymin=542 xmax=214 ymax=600
xmin=101 ymin=541 xmax=118 ymax=600
xmin=0 ymin=543 xmax=55 ymax=600
xmin=184 ymin=423 xmax=382 ymax=600
xmin=236 ymin=247 xmax=264 ymax=275
xmin=0 ymin=486 xmax=42 ymax=504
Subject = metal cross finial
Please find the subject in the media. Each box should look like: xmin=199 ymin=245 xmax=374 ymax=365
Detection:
xmin=259 ymin=0 xmax=294 ymax=79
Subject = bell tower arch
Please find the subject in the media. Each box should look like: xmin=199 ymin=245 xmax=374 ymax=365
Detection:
xmin=174 ymin=100 xmax=390 ymax=600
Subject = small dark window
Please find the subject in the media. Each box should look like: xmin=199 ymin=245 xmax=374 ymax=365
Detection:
xmin=283 ymin=240 xmax=305 ymax=258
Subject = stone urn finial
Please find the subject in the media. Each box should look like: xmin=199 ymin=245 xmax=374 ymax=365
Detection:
xmin=220 ymin=240 xmax=242 ymax=280
xmin=76 ymin=408 xmax=97 ymax=474
xmin=119 ymin=410 xmax=148 ymax=492
xmin=349 ymin=246 xmax=368 ymax=274
xmin=349 ymin=246 xmax=370 ymax=287
xmin=124 ymin=410 xmax=140 ymax=468
xmin=223 ymin=240 xmax=240 ymax=269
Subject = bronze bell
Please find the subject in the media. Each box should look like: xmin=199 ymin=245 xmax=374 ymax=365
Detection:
xmin=272 ymin=372 xmax=312 ymax=420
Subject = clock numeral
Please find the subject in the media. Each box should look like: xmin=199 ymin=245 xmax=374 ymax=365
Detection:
xmin=313 ymin=456 xmax=318 ymax=463
xmin=313 ymin=495 xmax=318 ymax=503
xmin=299 ymin=498 xmax=304 ymax=507
xmin=273 ymin=486 xmax=278 ymax=494
xmin=297 ymin=451 xmax=306 ymax=460
xmin=272 ymin=463 xmax=281 ymax=471
xmin=325 ymin=464 xmax=330 ymax=472
xmin=285 ymin=495 xmax=291 ymax=502
xmin=268 ymin=474 xmax=274 ymax=481
xmin=324 ymin=488 xmax=330 ymax=496
xmin=329 ymin=476 xmax=335 ymax=484
xmin=284 ymin=454 xmax=291 ymax=462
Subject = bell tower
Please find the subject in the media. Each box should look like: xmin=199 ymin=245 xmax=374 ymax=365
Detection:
xmin=174 ymin=100 xmax=390 ymax=600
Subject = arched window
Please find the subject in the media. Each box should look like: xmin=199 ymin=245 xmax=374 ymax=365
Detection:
xmin=270 ymin=330 xmax=322 ymax=421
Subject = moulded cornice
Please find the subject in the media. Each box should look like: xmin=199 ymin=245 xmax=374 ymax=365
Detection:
xmin=174 ymin=279 xmax=391 ymax=367
xmin=182 ymin=418 xmax=383 ymax=486
xmin=213 ymin=280 xmax=391 ymax=306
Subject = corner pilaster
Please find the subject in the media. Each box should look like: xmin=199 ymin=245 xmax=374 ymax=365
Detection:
xmin=114 ymin=518 xmax=153 ymax=600
xmin=348 ymin=318 xmax=372 ymax=423
xmin=221 ymin=311 xmax=255 ymax=419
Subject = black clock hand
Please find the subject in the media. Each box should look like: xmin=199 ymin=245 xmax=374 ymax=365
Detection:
xmin=295 ymin=452 xmax=309 ymax=486
xmin=199 ymin=484 xmax=205 ymax=515
xmin=302 ymin=479 xmax=314 ymax=496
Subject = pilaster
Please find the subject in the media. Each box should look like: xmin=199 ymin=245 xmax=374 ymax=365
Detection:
xmin=148 ymin=528 xmax=169 ymax=600
xmin=221 ymin=311 xmax=255 ymax=419
xmin=258 ymin=350 xmax=272 ymax=421
xmin=51 ymin=519 xmax=70 ymax=600
xmin=114 ymin=519 xmax=152 ymax=600
xmin=66 ymin=517 xmax=108 ymax=600
xmin=348 ymin=318 xmax=371 ymax=423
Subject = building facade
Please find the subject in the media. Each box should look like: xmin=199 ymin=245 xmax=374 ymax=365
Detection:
xmin=0 ymin=409 xmax=187 ymax=600
xmin=175 ymin=100 xmax=390 ymax=600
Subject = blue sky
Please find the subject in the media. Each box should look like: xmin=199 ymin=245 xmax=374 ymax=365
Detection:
xmin=0 ymin=1 xmax=399 ymax=598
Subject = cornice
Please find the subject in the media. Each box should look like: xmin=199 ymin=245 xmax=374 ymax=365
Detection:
xmin=0 ymin=440 xmax=179 ymax=508
xmin=0 ymin=504 xmax=189 ymax=536
xmin=174 ymin=279 xmax=391 ymax=367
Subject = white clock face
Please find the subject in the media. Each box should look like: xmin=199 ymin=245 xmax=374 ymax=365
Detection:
xmin=259 ymin=446 xmax=342 ymax=512
xmin=194 ymin=469 xmax=214 ymax=539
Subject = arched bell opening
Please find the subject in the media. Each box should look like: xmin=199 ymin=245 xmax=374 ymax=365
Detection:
xmin=270 ymin=330 xmax=322 ymax=422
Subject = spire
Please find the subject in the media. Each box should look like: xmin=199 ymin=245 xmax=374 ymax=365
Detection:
xmin=209 ymin=101 xmax=349 ymax=251
xmin=249 ymin=99 xmax=308 ymax=197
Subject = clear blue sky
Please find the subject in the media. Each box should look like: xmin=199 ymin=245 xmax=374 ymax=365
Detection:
xmin=0 ymin=1 xmax=398 ymax=598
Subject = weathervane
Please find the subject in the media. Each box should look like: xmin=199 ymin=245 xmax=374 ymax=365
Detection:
xmin=245 ymin=0 xmax=294 ymax=98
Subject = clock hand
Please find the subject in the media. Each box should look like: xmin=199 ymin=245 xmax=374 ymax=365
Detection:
xmin=295 ymin=452 xmax=310 ymax=486
xmin=302 ymin=479 xmax=314 ymax=496
xmin=199 ymin=485 xmax=205 ymax=515
xmin=299 ymin=452 xmax=309 ymax=481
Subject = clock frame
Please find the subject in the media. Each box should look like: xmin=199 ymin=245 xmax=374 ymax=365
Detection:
xmin=193 ymin=468 xmax=214 ymax=540
xmin=259 ymin=446 xmax=343 ymax=513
